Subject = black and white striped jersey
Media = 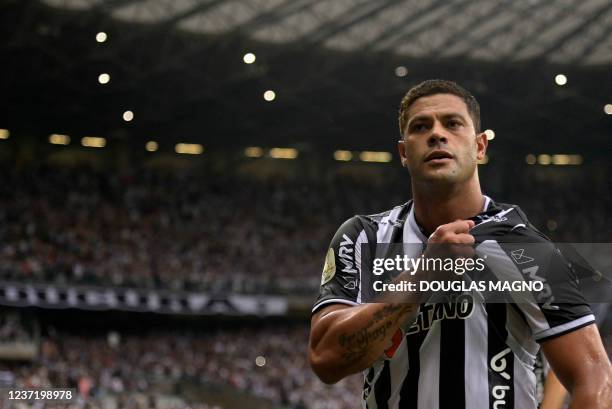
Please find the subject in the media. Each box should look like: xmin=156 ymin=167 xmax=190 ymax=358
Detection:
xmin=312 ymin=196 xmax=594 ymax=409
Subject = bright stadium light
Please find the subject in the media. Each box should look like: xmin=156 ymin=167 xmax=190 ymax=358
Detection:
xmin=244 ymin=147 xmax=263 ymax=158
xmin=263 ymin=90 xmax=276 ymax=102
xmin=269 ymin=147 xmax=297 ymax=159
xmin=537 ymin=154 xmax=551 ymax=165
xmin=255 ymin=356 xmax=266 ymax=367
xmin=555 ymin=74 xmax=567 ymax=86
xmin=525 ymin=154 xmax=536 ymax=165
xmin=568 ymin=154 xmax=583 ymax=165
xmin=484 ymin=129 xmax=495 ymax=140
xmin=359 ymin=151 xmax=392 ymax=163
xmin=122 ymin=110 xmax=134 ymax=122
xmin=243 ymin=52 xmax=256 ymax=64
xmin=334 ymin=150 xmax=353 ymax=161
xmin=96 ymin=32 xmax=107 ymax=43
xmin=98 ymin=73 xmax=110 ymax=84
xmin=0 ymin=129 xmax=9 ymax=139
xmin=49 ymin=134 xmax=70 ymax=145
xmin=175 ymin=143 xmax=203 ymax=155
xmin=604 ymin=104 xmax=612 ymax=115
xmin=81 ymin=136 xmax=106 ymax=148
xmin=145 ymin=141 xmax=158 ymax=152
xmin=552 ymin=154 xmax=571 ymax=165
xmin=395 ymin=66 xmax=408 ymax=77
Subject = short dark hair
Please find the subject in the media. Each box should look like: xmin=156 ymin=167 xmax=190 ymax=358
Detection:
xmin=398 ymin=79 xmax=481 ymax=136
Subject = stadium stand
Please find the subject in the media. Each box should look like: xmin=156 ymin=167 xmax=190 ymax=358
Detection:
xmin=0 ymin=164 xmax=609 ymax=295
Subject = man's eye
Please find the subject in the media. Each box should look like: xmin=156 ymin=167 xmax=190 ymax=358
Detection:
xmin=448 ymin=120 xmax=462 ymax=128
xmin=412 ymin=124 xmax=427 ymax=131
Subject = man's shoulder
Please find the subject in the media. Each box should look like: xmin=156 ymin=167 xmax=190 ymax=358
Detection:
xmin=345 ymin=202 xmax=412 ymax=229
xmin=332 ymin=202 xmax=411 ymax=241
xmin=472 ymin=200 xmax=548 ymax=242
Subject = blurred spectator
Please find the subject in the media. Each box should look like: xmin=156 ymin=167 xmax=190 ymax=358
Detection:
xmin=1 ymin=325 xmax=361 ymax=409
xmin=0 ymin=164 xmax=609 ymax=294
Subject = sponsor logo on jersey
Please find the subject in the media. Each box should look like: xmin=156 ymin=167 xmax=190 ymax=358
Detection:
xmin=405 ymin=294 xmax=474 ymax=335
xmin=510 ymin=248 xmax=534 ymax=265
xmin=491 ymin=347 xmax=512 ymax=408
xmin=338 ymin=234 xmax=357 ymax=274
xmin=343 ymin=280 xmax=357 ymax=290
xmin=477 ymin=213 xmax=509 ymax=223
xmin=321 ymin=248 xmax=336 ymax=285
xmin=491 ymin=347 xmax=512 ymax=380
xmin=509 ymin=248 xmax=555 ymax=305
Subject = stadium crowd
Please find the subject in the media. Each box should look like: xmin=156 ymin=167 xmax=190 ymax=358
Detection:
xmin=1 ymin=324 xmax=361 ymax=409
xmin=0 ymin=164 xmax=610 ymax=294
xmin=1 ymin=317 xmax=610 ymax=409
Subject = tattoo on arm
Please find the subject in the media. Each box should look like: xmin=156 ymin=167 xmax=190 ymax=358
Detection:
xmin=337 ymin=304 xmax=415 ymax=364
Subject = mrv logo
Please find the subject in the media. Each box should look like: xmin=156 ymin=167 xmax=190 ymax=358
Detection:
xmin=405 ymin=294 xmax=474 ymax=335
xmin=339 ymin=234 xmax=357 ymax=274
xmin=490 ymin=347 xmax=512 ymax=409
xmin=511 ymin=248 xmax=556 ymax=307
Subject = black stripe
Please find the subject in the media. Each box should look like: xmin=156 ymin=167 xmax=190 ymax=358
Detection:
xmin=486 ymin=304 xmax=514 ymax=409
xmin=374 ymin=360 xmax=391 ymax=409
xmin=398 ymin=327 xmax=427 ymax=409
xmin=440 ymin=313 xmax=466 ymax=409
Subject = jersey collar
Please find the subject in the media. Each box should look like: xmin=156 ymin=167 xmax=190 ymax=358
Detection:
xmin=403 ymin=195 xmax=492 ymax=244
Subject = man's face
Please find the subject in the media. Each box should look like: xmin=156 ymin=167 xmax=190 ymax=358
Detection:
xmin=398 ymin=93 xmax=487 ymax=186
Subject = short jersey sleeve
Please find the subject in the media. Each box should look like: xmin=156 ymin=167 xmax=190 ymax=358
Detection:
xmin=312 ymin=216 xmax=368 ymax=314
xmin=476 ymin=227 xmax=594 ymax=343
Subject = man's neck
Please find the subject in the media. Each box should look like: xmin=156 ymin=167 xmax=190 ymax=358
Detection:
xmin=412 ymin=179 xmax=484 ymax=236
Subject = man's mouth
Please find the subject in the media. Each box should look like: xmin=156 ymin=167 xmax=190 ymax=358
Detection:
xmin=424 ymin=150 xmax=454 ymax=163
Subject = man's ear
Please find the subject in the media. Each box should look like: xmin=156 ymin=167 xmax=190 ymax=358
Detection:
xmin=475 ymin=132 xmax=488 ymax=160
xmin=397 ymin=140 xmax=409 ymax=168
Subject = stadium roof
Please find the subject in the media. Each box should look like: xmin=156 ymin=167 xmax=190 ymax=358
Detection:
xmin=1 ymin=0 xmax=611 ymax=158
xmin=43 ymin=0 xmax=612 ymax=66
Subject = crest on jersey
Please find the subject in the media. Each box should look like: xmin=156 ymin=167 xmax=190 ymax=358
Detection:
xmin=321 ymin=248 xmax=336 ymax=285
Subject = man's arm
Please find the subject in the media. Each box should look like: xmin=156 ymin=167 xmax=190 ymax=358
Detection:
xmin=308 ymin=219 xmax=475 ymax=384
xmin=308 ymin=302 xmax=418 ymax=384
xmin=541 ymin=323 xmax=612 ymax=409
xmin=540 ymin=370 xmax=568 ymax=409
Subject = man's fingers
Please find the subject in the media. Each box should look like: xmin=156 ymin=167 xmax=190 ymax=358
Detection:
xmin=449 ymin=219 xmax=474 ymax=233
xmin=432 ymin=220 xmax=475 ymax=238
xmin=453 ymin=233 xmax=475 ymax=244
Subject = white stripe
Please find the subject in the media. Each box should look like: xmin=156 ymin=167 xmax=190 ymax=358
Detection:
xmin=510 ymin=223 xmax=526 ymax=232
xmin=364 ymin=360 xmax=386 ymax=409
xmin=482 ymin=195 xmax=491 ymax=211
xmin=506 ymin=305 xmax=539 ymax=361
xmin=405 ymin=203 xmax=427 ymax=243
xmin=417 ymin=321 xmax=440 ymax=409
xmin=388 ymin=337 xmax=409 ymax=409
xmin=355 ymin=229 xmax=368 ymax=304
xmin=377 ymin=206 xmax=403 ymax=243
xmin=475 ymin=240 xmax=549 ymax=335
xmin=513 ymin=347 xmax=538 ymax=409
xmin=375 ymin=206 xmax=404 ymax=261
xmin=311 ymin=298 xmax=359 ymax=313
xmin=533 ymin=314 xmax=595 ymax=341
xmin=464 ymin=305 xmax=489 ymax=409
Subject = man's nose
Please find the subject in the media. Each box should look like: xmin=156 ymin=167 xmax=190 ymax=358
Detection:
xmin=427 ymin=122 xmax=448 ymax=147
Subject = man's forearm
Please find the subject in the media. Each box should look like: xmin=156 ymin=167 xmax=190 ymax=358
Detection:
xmin=540 ymin=370 xmax=568 ymax=409
xmin=309 ymin=302 xmax=418 ymax=383
xmin=568 ymin=371 xmax=612 ymax=409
